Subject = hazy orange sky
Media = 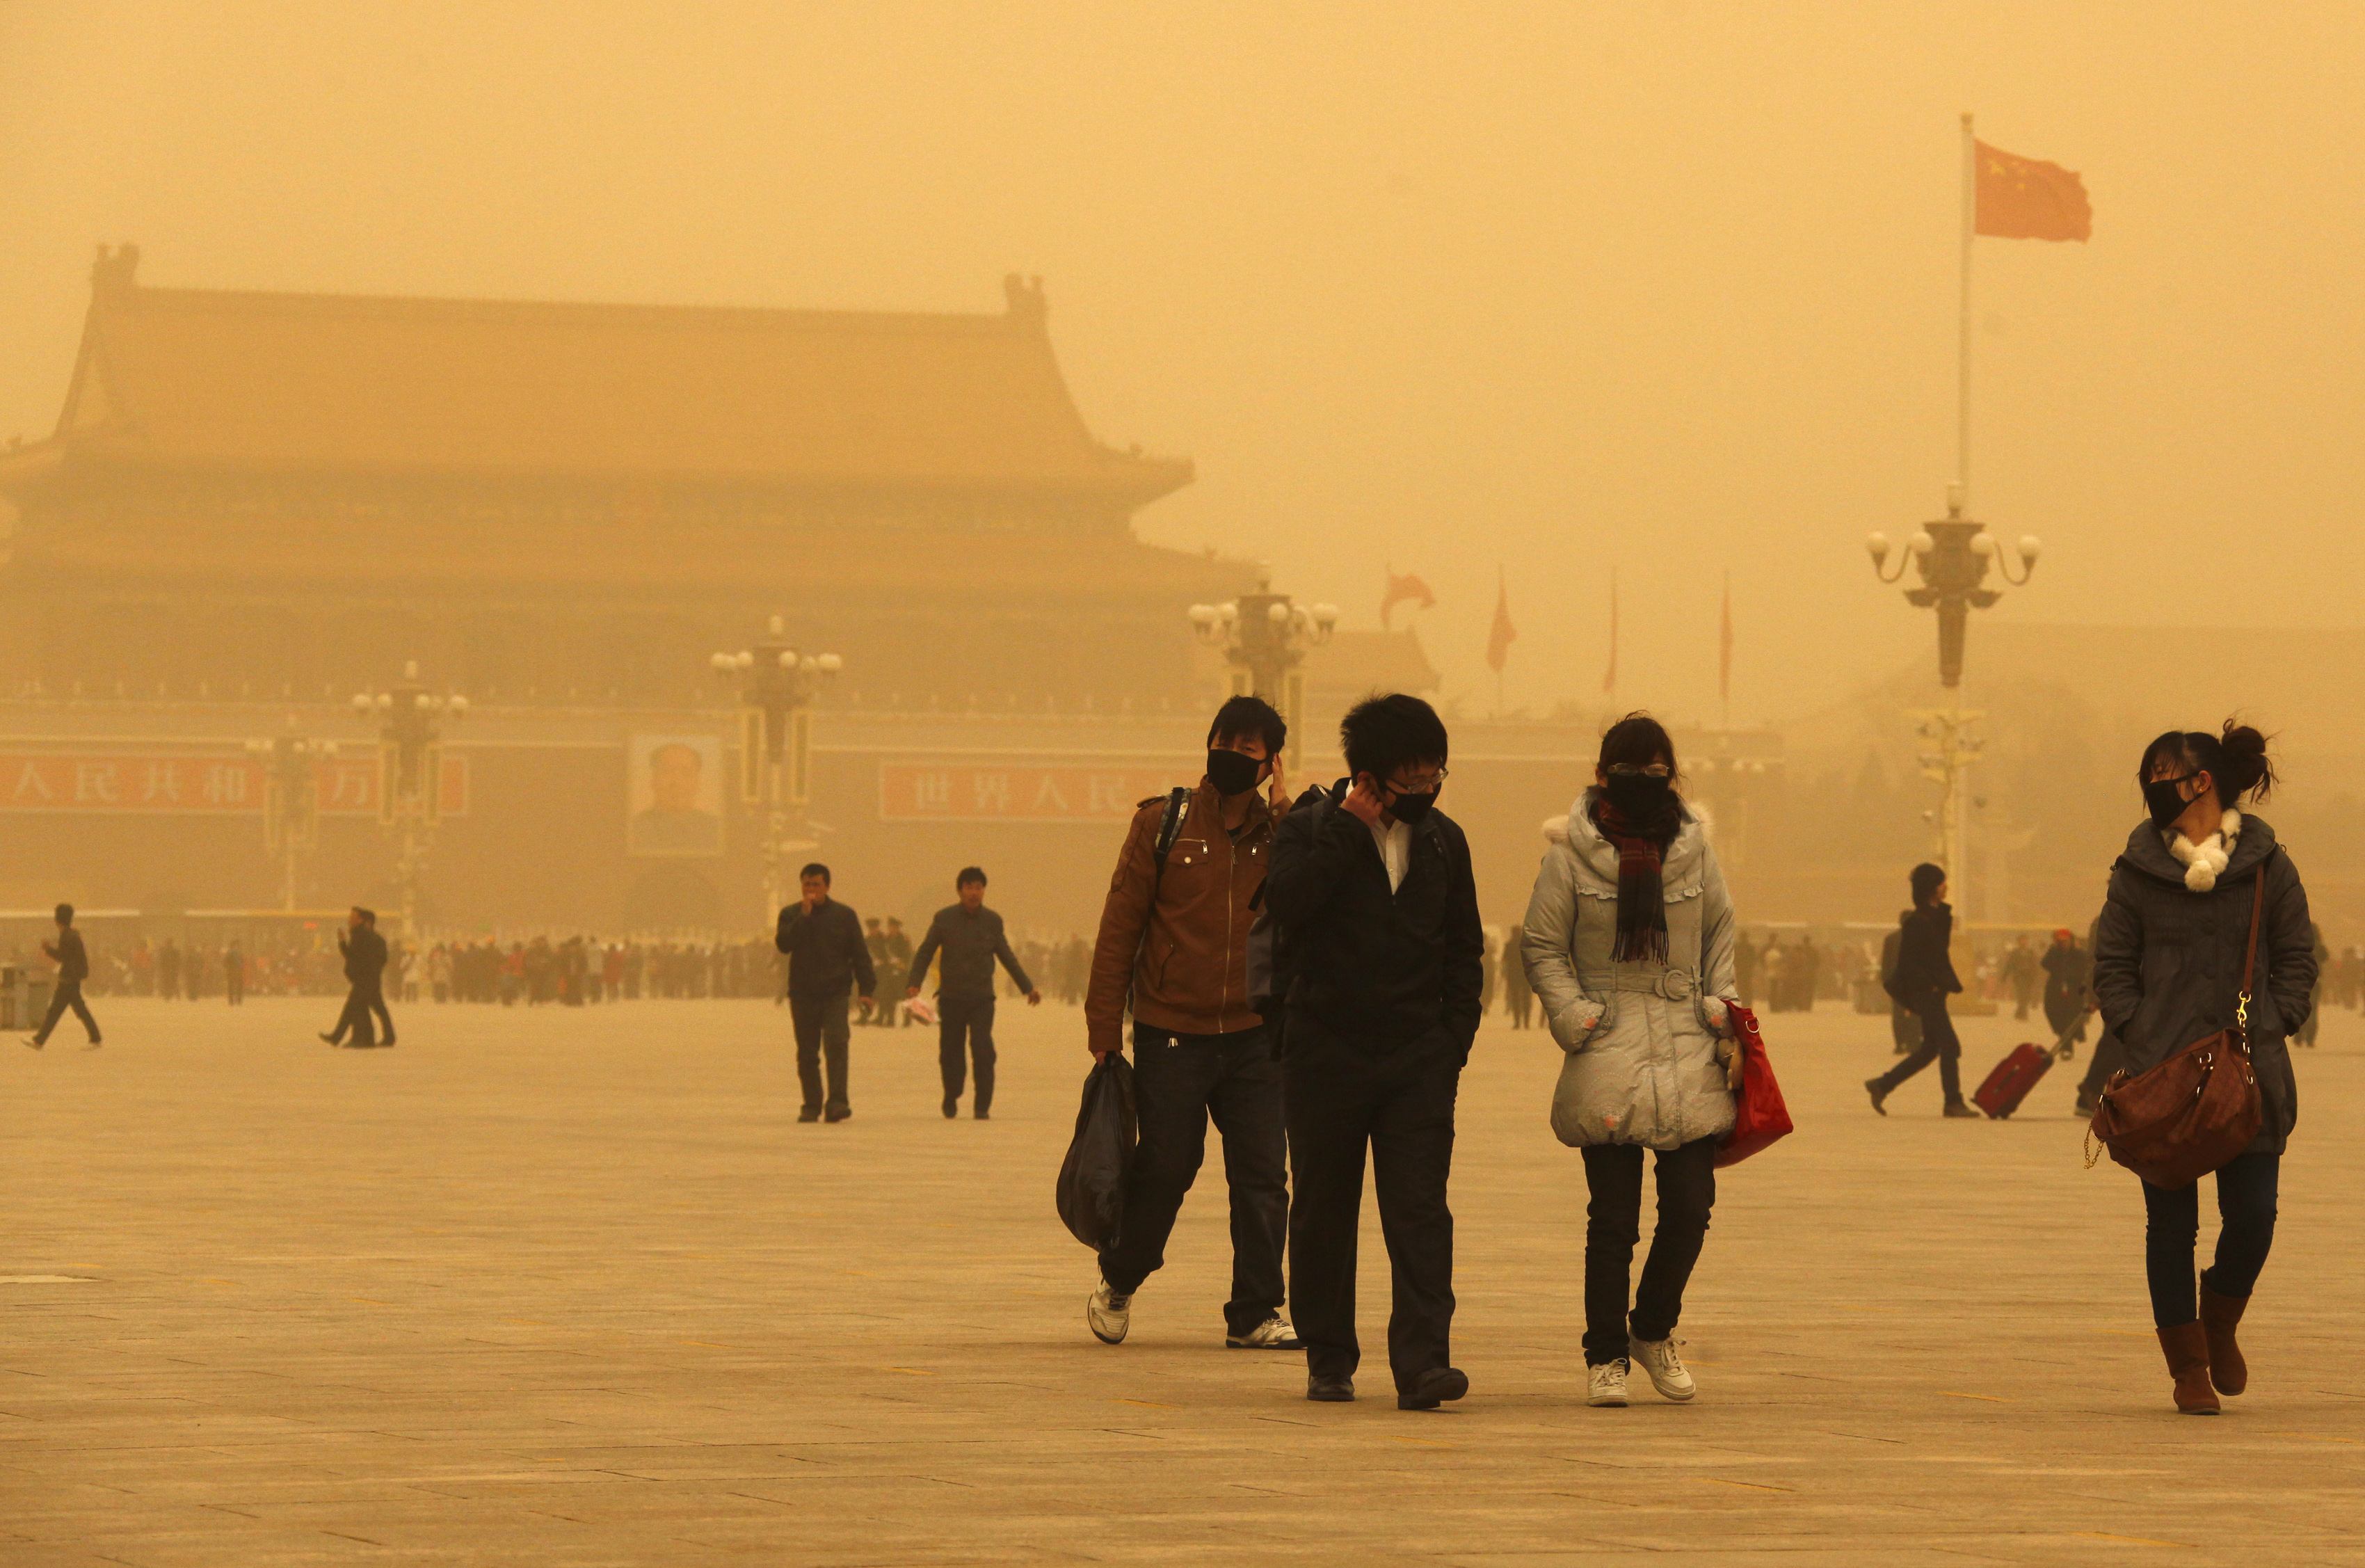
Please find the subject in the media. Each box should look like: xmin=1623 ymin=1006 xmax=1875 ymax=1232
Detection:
xmin=4 ymin=1 xmax=2360 ymax=726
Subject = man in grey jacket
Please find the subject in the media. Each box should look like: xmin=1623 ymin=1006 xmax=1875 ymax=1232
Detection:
xmin=905 ymin=867 xmax=1039 ymax=1119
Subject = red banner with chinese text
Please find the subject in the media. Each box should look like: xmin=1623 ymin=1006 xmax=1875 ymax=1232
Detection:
xmin=0 ymin=752 xmax=469 ymax=815
xmin=878 ymin=762 xmax=1185 ymax=822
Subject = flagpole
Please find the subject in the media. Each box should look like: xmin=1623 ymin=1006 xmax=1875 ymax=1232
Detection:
xmin=1957 ymin=110 xmax=1975 ymax=512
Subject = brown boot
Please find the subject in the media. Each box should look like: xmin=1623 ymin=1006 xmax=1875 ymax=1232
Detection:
xmin=2200 ymin=1286 xmax=2250 ymax=1396
xmin=2157 ymin=1322 xmax=2219 ymax=1414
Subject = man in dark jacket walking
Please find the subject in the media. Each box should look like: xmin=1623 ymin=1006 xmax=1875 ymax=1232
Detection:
xmin=775 ymin=863 xmax=875 ymax=1123
xmin=1866 ymin=863 xmax=1973 ymax=1117
xmin=24 ymin=902 xmax=101 ymax=1049
xmin=1267 ymin=694 xmax=1484 ymax=1409
xmin=321 ymin=907 xmax=394 ymax=1048
xmin=905 ymin=866 xmax=1040 ymax=1119
xmin=1082 ymin=696 xmax=1299 ymax=1352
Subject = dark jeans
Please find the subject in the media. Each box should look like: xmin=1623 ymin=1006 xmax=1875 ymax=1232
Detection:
xmin=1580 ymin=1138 xmax=1718 ymax=1365
xmin=327 ymin=985 xmax=394 ymax=1046
xmin=2142 ymin=1151 xmax=2279 ymax=1326
xmin=937 ymin=995 xmax=997 ymax=1113
xmin=791 ymin=991 xmax=851 ymax=1113
xmin=33 ymin=979 xmax=99 ymax=1045
xmin=1283 ymin=1029 xmax=1461 ymax=1393
xmin=1874 ymin=1001 xmax=1961 ymax=1102
xmin=2080 ymin=1028 xmax=2128 ymax=1101
xmin=1098 ymin=1023 xmax=1288 ymax=1337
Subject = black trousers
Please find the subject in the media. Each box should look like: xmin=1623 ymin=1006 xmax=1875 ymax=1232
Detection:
xmin=1098 ymin=1023 xmax=1289 ymax=1337
xmin=2079 ymin=1027 xmax=2128 ymax=1101
xmin=33 ymin=979 xmax=99 ymax=1045
xmin=1580 ymin=1138 xmax=1718 ymax=1365
xmin=2142 ymin=1151 xmax=2278 ymax=1326
xmin=1874 ymin=1001 xmax=1962 ymax=1102
xmin=1283 ymin=1030 xmax=1461 ymax=1393
xmin=790 ymin=991 xmax=851 ymax=1113
xmin=937 ymin=995 xmax=997 ymax=1113
xmin=328 ymin=984 xmax=394 ymax=1046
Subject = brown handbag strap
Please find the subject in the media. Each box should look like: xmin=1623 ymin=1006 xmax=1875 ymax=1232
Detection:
xmin=2234 ymin=855 xmax=2269 ymax=1041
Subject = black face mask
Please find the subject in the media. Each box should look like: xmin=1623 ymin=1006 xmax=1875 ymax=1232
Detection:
xmin=1604 ymin=772 xmax=1673 ymax=819
xmin=1206 ymin=748 xmax=1265 ymax=798
xmin=2144 ymin=776 xmax=2195 ymax=831
xmin=1386 ymin=787 xmax=1439 ymax=825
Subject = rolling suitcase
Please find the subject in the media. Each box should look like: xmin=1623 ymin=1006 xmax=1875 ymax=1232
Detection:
xmin=1973 ymin=1043 xmax=2052 ymax=1119
xmin=1975 ymin=1011 xmax=2089 ymax=1119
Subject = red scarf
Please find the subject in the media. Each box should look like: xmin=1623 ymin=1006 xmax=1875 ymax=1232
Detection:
xmin=1592 ymin=797 xmax=1677 ymax=964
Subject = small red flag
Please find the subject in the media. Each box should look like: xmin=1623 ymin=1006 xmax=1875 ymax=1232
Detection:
xmin=1380 ymin=566 xmax=1435 ymax=630
xmin=1975 ymin=140 xmax=2092 ymax=242
xmin=1486 ymin=570 xmax=1516 ymax=674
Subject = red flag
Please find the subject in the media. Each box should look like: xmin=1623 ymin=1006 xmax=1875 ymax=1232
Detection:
xmin=1380 ymin=566 xmax=1435 ymax=630
xmin=1975 ymin=140 xmax=2091 ymax=241
xmin=1486 ymin=569 xmax=1516 ymax=674
xmin=1718 ymin=573 xmax=1733 ymax=710
xmin=1601 ymin=569 xmax=1619 ymax=695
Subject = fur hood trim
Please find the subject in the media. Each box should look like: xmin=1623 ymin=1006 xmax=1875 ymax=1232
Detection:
xmin=2165 ymin=808 xmax=2243 ymax=893
xmin=1543 ymin=791 xmax=1709 ymax=847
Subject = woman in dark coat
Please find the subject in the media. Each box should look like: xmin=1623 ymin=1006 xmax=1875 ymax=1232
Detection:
xmin=2091 ymin=722 xmax=2316 ymax=1415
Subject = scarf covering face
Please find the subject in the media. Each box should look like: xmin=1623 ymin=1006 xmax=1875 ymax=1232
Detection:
xmin=1591 ymin=790 xmax=1683 ymax=965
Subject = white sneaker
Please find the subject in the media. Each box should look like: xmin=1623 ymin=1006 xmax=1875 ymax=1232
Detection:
xmin=1087 ymin=1279 xmax=1132 ymax=1345
xmin=1629 ymin=1335 xmax=1697 ymax=1402
xmin=1587 ymin=1359 xmax=1630 ymax=1407
xmin=1226 ymin=1314 xmax=1303 ymax=1350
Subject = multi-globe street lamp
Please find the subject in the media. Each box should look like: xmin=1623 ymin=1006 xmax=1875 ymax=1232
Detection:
xmin=243 ymin=719 xmax=337 ymax=912
xmin=1866 ymin=485 xmax=2040 ymax=916
xmin=712 ymin=616 xmax=841 ymax=922
xmin=1187 ymin=573 xmax=1338 ymax=766
xmin=351 ymin=661 xmax=467 ymax=938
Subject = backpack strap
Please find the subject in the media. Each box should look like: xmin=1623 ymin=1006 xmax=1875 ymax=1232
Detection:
xmin=1147 ymin=787 xmax=1192 ymax=902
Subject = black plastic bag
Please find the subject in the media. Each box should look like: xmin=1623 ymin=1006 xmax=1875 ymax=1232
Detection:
xmin=1056 ymin=1053 xmax=1137 ymax=1250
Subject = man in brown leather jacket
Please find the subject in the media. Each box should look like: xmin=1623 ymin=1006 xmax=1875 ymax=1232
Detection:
xmin=1082 ymin=696 xmax=1299 ymax=1351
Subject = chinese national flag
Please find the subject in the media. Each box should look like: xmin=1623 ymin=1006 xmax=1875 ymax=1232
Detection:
xmin=1975 ymin=140 xmax=2092 ymax=241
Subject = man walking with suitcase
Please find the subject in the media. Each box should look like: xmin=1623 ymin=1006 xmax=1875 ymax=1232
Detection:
xmin=1082 ymin=696 xmax=1298 ymax=1352
xmin=1866 ymin=864 xmax=1976 ymax=1118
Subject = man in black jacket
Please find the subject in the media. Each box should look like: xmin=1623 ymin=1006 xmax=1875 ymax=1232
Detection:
xmin=1867 ymin=864 xmax=1974 ymax=1117
xmin=904 ymin=867 xmax=1039 ymax=1119
xmin=321 ymin=907 xmax=394 ymax=1048
xmin=775 ymin=863 xmax=875 ymax=1123
xmin=1265 ymin=694 xmax=1484 ymax=1410
xmin=25 ymin=902 xmax=101 ymax=1050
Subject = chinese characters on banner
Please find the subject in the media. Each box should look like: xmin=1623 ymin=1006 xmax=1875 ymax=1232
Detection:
xmin=878 ymin=762 xmax=1183 ymax=822
xmin=0 ymin=752 xmax=470 ymax=815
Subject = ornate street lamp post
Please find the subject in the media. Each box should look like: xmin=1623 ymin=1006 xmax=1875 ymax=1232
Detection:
xmin=244 ymin=719 xmax=337 ymax=911
xmin=1187 ymin=573 xmax=1338 ymax=767
xmin=351 ymin=661 xmax=467 ymax=938
xmin=1867 ymin=484 xmax=2039 ymax=916
xmin=712 ymin=616 xmax=841 ymax=923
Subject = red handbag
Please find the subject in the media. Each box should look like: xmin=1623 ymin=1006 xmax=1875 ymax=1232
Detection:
xmin=1716 ymin=1002 xmax=1793 ymax=1168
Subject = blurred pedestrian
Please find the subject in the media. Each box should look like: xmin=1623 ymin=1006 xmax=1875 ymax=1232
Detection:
xmin=906 ymin=867 xmax=1040 ymax=1119
xmin=775 ymin=863 xmax=875 ymax=1123
xmin=320 ymin=907 xmax=394 ymax=1048
xmin=23 ymin=902 xmax=101 ymax=1050
xmin=1866 ymin=865 xmax=1973 ymax=1117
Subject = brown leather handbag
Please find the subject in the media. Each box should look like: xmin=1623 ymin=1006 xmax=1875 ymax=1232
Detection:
xmin=2085 ymin=867 xmax=2267 ymax=1188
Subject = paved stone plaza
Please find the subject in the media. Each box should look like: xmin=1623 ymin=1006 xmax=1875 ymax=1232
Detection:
xmin=5 ymin=996 xmax=2363 ymax=1565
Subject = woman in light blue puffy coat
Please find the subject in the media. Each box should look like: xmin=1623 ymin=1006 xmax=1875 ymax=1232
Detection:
xmin=1522 ymin=714 xmax=1740 ymax=1410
